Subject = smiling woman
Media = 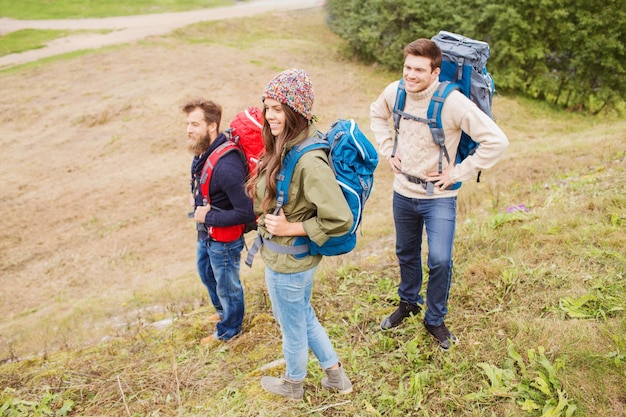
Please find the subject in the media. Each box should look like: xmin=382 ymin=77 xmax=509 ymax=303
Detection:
xmin=0 ymin=0 xmax=235 ymax=19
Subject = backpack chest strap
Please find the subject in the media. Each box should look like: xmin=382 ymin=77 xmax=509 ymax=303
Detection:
xmin=392 ymin=81 xmax=456 ymax=174
xmin=394 ymin=109 xmax=433 ymax=126
xmin=244 ymin=234 xmax=310 ymax=267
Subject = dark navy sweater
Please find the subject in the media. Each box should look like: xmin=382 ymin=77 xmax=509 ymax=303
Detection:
xmin=191 ymin=133 xmax=255 ymax=241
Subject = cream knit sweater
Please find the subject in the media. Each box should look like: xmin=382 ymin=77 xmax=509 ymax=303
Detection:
xmin=370 ymin=80 xmax=508 ymax=199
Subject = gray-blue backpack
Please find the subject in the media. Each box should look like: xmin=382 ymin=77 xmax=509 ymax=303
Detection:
xmin=245 ymin=119 xmax=378 ymax=266
xmin=392 ymin=30 xmax=495 ymax=194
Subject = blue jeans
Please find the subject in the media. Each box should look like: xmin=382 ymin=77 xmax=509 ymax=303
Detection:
xmin=265 ymin=266 xmax=339 ymax=381
xmin=196 ymin=237 xmax=245 ymax=340
xmin=393 ymin=192 xmax=456 ymax=326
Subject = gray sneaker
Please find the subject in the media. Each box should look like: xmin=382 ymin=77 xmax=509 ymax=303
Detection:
xmin=423 ymin=320 xmax=459 ymax=351
xmin=261 ymin=375 xmax=303 ymax=400
xmin=380 ymin=301 xmax=421 ymax=330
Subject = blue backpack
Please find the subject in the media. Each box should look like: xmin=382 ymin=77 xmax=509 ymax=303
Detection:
xmin=245 ymin=119 xmax=378 ymax=266
xmin=392 ymin=31 xmax=495 ymax=194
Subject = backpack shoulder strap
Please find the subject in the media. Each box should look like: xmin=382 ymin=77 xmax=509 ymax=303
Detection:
xmin=426 ymin=81 xmax=459 ymax=174
xmin=245 ymin=135 xmax=330 ymax=265
xmin=274 ymin=134 xmax=329 ymax=213
xmin=199 ymin=141 xmax=241 ymax=203
xmin=426 ymin=81 xmax=458 ymax=143
xmin=391 ymin=80 xmax=405 ymax=158
xmin=391 ymin=79 xmax=435 ymax=158
xmin=392 ymin=80 xmax=406 ymax=126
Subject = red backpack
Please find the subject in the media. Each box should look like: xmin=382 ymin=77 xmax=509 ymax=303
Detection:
xmin=226 ymin=106 xmax=265 ymax=176
xmin=199 ymin=107 xmax=264 ymax=240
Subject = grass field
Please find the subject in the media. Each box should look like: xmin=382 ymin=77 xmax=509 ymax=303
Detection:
xmin=0 ymin=0 xmax=235 ymax=19
xmin=0 ymin=4 xmax=624 ymax=417
xmin=0 ymin=0 xmax=235 ymax=57
xmin=0 ymin=29 xmax=80 ymax=56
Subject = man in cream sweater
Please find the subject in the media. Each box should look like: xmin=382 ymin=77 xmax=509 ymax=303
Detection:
xmin=370 ymin=38 xmax=508 ymax=350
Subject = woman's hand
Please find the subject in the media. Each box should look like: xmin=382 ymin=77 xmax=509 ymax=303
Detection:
xmin=265 ymin=209 xmax=306 ymax=237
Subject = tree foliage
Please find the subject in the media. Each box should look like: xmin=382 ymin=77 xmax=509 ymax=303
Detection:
xmin=326 ymin=0 xmax=626 ymax=113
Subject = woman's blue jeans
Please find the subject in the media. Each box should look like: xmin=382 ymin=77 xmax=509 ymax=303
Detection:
xmin=393 ymin=192 xmax=457 ymax=326
xmin=265 ymin=266 xmax=339 ymax=381
xmin=196 ymin=237 xmax=245 ymax=340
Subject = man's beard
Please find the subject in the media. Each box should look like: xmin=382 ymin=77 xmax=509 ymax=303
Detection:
xmin=187 ymin=134 xmax=211 ymax=156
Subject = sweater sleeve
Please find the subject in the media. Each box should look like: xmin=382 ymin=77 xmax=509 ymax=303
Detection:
xmin=203 ymin=151 xmax=255 ymax=227
xmin=369 ymin=81 xmax=399 ymax=159
xmin=443 ymin=92 xmax=509 ymax=183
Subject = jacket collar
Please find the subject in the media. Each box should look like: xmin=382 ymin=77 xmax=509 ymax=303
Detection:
xmin=282 ymin=122 xmax=318 ymax=159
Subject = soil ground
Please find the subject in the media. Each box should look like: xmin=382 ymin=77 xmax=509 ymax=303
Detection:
xmin=0 ymin=1 xmax=391 ymax=360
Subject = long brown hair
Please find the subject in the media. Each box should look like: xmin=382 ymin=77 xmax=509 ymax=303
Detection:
xmin=247 ymin=102 xmax=310 ymax=214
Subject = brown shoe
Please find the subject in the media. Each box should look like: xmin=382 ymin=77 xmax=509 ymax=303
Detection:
xmin=200 ymin=333 xmax=221 ymax=347
xmin=207 ymin=313 xmax=221 ymax=323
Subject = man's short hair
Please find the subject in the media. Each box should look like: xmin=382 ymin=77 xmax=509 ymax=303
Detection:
xmin=182 ymin=99 xmax=222 ymax=131
xmin=403 ymin=38 xmax=442 ymax=71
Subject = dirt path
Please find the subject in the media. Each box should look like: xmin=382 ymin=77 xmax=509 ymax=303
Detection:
xmin=0 ymin=0 xmax=324 ymax=69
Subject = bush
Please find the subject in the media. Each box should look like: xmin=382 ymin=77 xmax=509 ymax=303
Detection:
xmin=326 ymin=0 xmax=626 ymax=114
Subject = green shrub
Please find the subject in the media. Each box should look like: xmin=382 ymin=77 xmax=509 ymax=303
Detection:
xmin=326 ymin=0 xmax=626 ymax=114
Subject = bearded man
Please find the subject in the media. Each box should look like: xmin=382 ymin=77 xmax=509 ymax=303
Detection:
xmin=183 ymin=99 xmax=255 ymax=345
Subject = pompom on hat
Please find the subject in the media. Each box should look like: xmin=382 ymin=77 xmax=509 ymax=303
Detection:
xmin=263 ymin=68 xmax=314 ymax=121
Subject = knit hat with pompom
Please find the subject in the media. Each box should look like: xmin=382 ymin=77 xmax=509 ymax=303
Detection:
xmin=263 ymin=68 xmax=314 ymax=121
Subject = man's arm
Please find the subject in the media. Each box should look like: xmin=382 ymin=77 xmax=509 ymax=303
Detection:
xmin=442 ymin=92 xmax=509 ymax=184
xmin=203 ymin=153 xmax=255 ymax=227
xmin=369 ymin=81 xmax=398 ymax=159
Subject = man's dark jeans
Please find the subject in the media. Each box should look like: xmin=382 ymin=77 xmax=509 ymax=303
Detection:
xmin=393 ymin=192 xmax=456 ymax=326
xmin=197 ymin=236 xmax=245 ymax=340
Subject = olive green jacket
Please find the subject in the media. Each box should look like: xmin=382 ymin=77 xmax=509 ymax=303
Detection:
xmin=253 ymin=126 xmax=353 ymax=273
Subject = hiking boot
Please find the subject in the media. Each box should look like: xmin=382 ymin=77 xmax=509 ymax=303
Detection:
xmin=321 ymin=362 xmax=353 ymax=394
xmin=200 ymin=333 xmax=222 ymax=347
xmin=207 ymin=313 xmax=221 ymax=323
xmin=261 ymin=375 xmax=304 ymax=400
xmin=380 ymin=301 xmax=421 ymax=330
xmin=423 ymin=320 xmax=459 ymax=351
